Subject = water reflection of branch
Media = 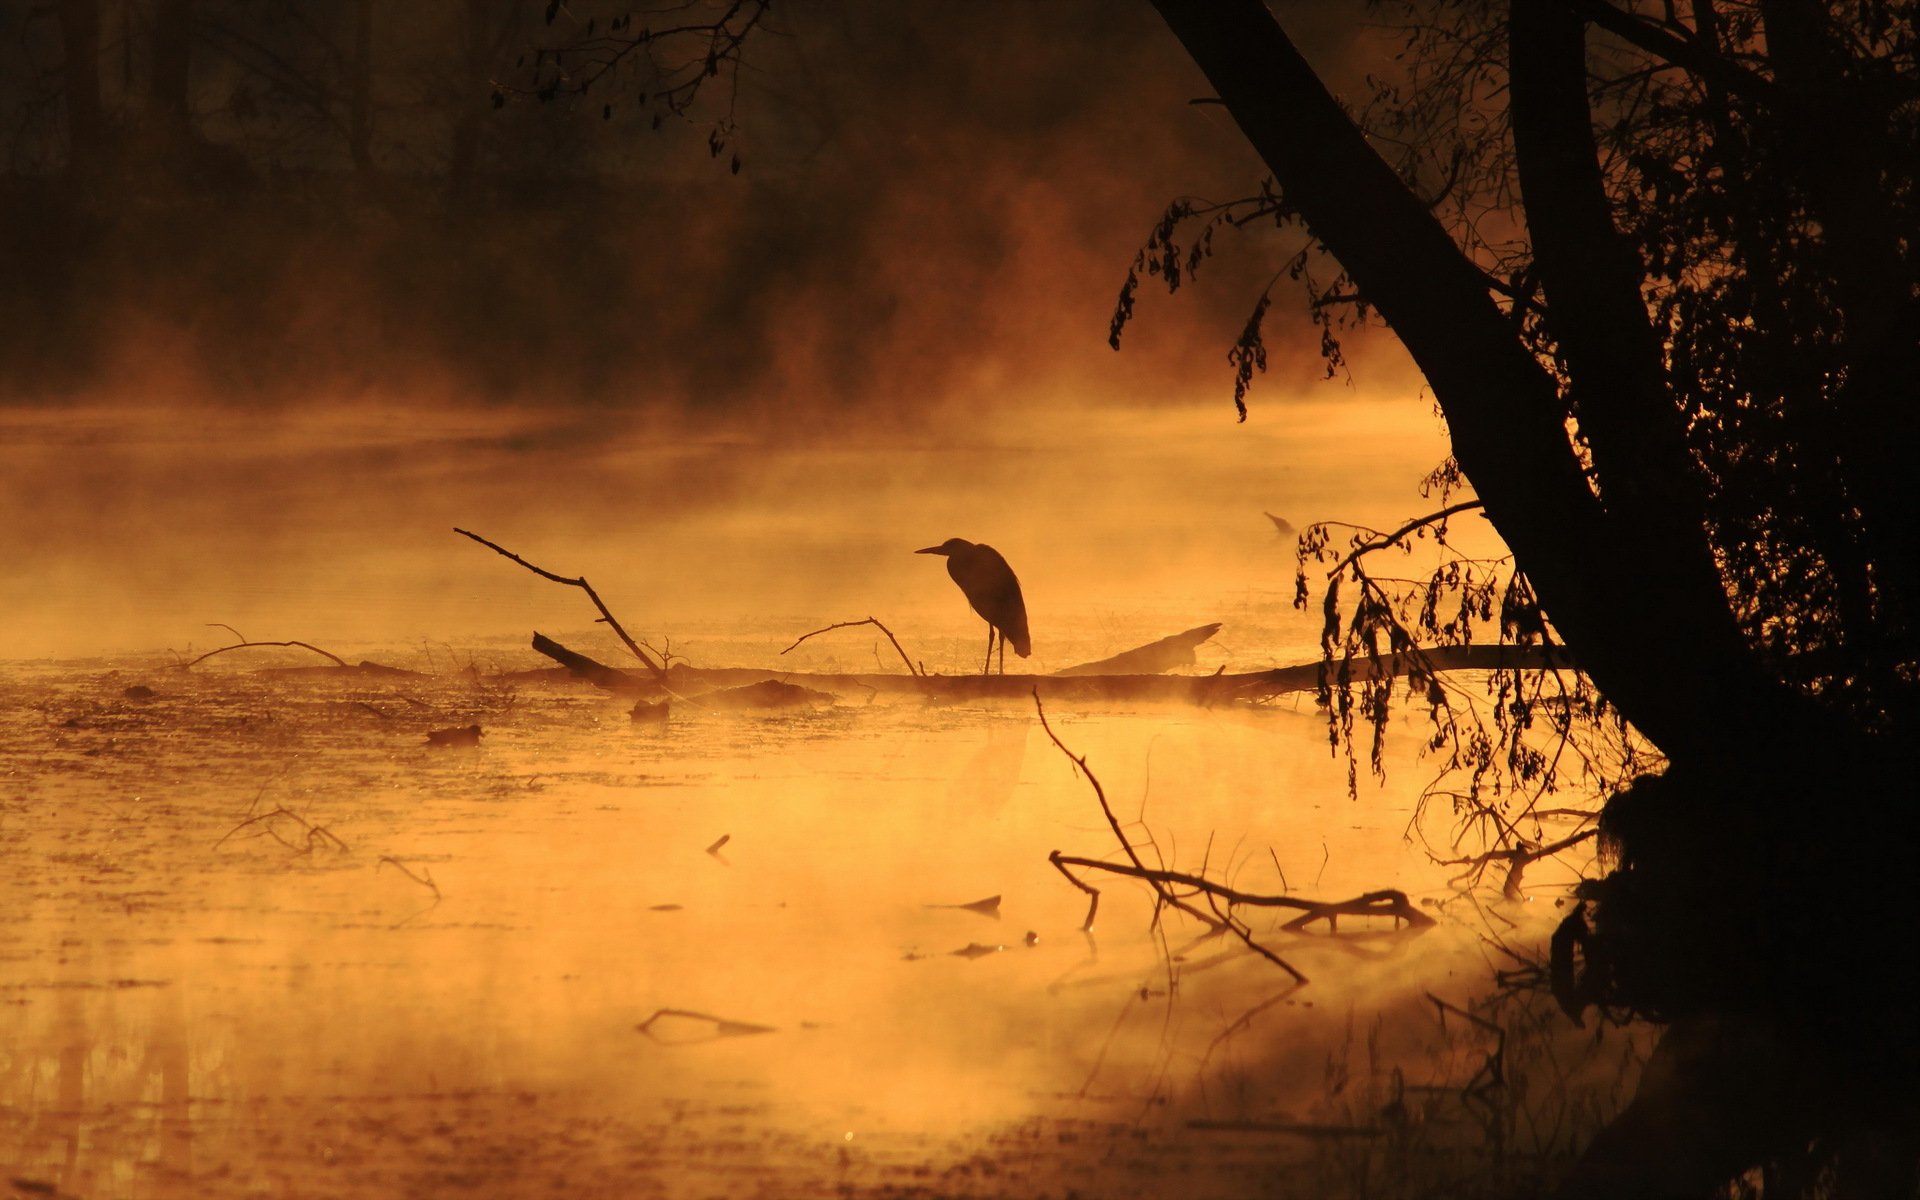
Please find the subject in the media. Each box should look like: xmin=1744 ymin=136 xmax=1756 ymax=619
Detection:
xmin=1036 ymin=689 xmax=1439 ymax=987
xmin=1195 ymin=982 xmax=1308 ymax=1115
xmin=781 ymin=617 xmax=923 ymax=676
xmin=1425 ymin=991 xmax=1508 ymax=1120
xmin=213 ymin=806 xmax=348 ymax=855
xmin=378 ymin=857 xmax=444 ymax=928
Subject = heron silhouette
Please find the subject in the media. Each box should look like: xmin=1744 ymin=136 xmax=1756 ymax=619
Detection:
xmin=916 ymin=538 xmax=1031 ymax=675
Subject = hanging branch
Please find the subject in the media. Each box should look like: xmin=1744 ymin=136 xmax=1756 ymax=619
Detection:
xmin=780 ymin=617 xmax=922 ymax=675
xmin=454 ymin=527 xmax=667 ymax=681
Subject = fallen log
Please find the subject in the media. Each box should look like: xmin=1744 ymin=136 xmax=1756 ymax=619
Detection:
xmin=1054 ymin=622 xmax=1222 ymax=676
xmin=528 ymin=633 xmax=1576 ymax=705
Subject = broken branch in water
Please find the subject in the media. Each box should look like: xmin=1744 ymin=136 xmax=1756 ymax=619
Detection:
xmin=214 ymin=806 xmax=349 ymax=855
xmin=1438 ymin=826 xmax=1599 ymax=900
xmin=377 ymin=856 xmax=441 ymax=898
xmin=1047 ymin=854 xmax=1434 ymax=934
xmin=1033 ymin=689 xmax=1312 ymax=982
xmin=454 ymin=527 xmax=668 ymax=681
xmin=1036 ymin=688 xmax=1434 ymax=983
xmin=781 ymin=616 xmax=922 ymax=676
xmin=635 ymin=1007 xmax=776 ymax=1043
xmin=179 ymin=640 xmax=348 ymax=670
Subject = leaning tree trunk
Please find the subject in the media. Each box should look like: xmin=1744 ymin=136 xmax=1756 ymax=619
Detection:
xmin=1147 ymin=0 xmax=1820 ymax=773
xmin=1148 ymin=1 xmax=1912 ymax=1192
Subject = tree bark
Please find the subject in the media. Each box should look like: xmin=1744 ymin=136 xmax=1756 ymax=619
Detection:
xmin=1148 ymin=0 xmax=1822 ymax=769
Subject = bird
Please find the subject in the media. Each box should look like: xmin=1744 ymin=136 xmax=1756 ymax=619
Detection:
xmin=916 ymin=538 xmax=1031 ymax=675
xmin=1264 ymin=511 xmax=1295 ymax=537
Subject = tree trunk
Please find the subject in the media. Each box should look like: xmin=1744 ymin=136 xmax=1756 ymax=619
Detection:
xmin=1147 ymin=0 xmax=1818 ymax=771
xmin=448 ymin=0 xmax=512 ymax=184
xmin=58 ymin=0 xmax=107 ymax=177
xmin=149 ymin=0 xmax=193 ymax=136
xmin=1756 ymin=0 xmax=1920 ymax=673
xmin=349 ymin=0 xmax=373 ymax=173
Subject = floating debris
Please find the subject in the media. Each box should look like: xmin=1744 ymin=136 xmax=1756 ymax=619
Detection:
xmin=703 ymin=679 xmax=835 ymax=710
xmin=925 ymin=894 xmax=1001 ymax=919
xmin=426 ymin=724 xmax=483 ymax=748
xmin=636 ymin=1007 xmax=776 ymax=1043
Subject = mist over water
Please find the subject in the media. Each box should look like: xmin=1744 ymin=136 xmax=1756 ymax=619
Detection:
xmin=0 ymin=379 xmax=1621 ymax=1198
xmin=0 ymin=3 xmax=1627 ymax=1195
xmin=2 ymin=390 xmax=1469 ymax=665
xmin=0 ymin=656 xmax=1611 ymax=1198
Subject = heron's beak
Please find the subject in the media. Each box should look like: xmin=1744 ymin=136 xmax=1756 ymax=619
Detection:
xmin=914 ymin=546 xmax=944 ymax=555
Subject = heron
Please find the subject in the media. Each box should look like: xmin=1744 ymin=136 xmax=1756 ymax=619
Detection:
xmin=916 ymin=538 xmax=1031 ymax=675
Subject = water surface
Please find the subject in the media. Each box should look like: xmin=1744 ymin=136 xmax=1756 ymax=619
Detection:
xmin=0 ymin=650 xmax=1624 ymax=1199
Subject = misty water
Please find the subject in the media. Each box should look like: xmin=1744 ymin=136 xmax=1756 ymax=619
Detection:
xmin=4 ymin=403 xmax=1636 ymax=1197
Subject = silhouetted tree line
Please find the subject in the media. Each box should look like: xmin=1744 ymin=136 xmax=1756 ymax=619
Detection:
xmin=0 ymin=0 xmax=768 ymax=398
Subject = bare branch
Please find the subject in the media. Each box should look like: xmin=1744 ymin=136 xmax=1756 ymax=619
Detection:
xmin=781 ymin=616 xmax=922 ymax=675
xmin=179 ymin=640 xmax=348 ymax=670
xmin=1326 ymin=500 xmax=1488 ymax=579
xmin=455 ymin=527 xmax=666 ymax=679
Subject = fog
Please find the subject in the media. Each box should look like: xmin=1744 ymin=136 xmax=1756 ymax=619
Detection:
xmin=0 ymin=1 xmax=1459 ymax=664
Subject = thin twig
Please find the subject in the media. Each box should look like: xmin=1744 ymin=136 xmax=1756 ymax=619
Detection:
xmin=214 ymin=806 xmax=348 ymax=855
xmin=1327 ymin=499 xmax=1487 ymax=580
xmin=454 ymin=527 xmax=667 ymax=680
xmin=1439 ymin=826 xmax=1599 ymax=900
xmin=376 ymin=856 xmax=441 ymax=898
xmin=780 ymin=617 xmax=922 ymax=675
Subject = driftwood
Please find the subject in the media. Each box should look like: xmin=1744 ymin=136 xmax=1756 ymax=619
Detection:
xmin=1054 ymin=622 xmax=1223 ymax=675
xmin=528 ymin=631 xmax=1573 ymax=705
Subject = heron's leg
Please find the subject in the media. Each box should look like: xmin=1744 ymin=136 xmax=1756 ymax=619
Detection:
xmin=997 ymin=637 xmax=1006 ymax=675
xmin=982 ymin=626 xmax=995 ymax=676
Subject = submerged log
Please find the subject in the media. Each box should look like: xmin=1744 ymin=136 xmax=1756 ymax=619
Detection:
xmin=528 ymin=632 xmax=1574 ymax=704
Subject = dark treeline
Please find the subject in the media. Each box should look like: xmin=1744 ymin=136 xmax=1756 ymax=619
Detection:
xmin=0 ymin=0 xmax=1305 ymax=412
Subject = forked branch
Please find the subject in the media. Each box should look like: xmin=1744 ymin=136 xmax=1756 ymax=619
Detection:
xmin=1034 ymin=691 xmax=1310 ymax=983
xmin=455 ymin=527 xmax=668 ymax=680
xmin=781 ymin=617 xmax=922 ymax=675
